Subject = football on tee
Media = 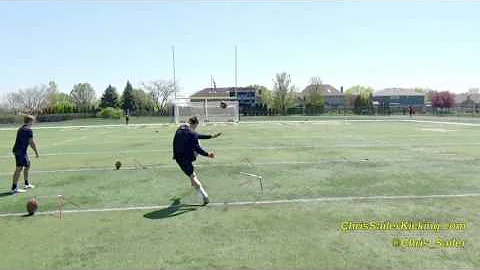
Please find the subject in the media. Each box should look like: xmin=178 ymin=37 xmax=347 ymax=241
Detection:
xmin=27 ymin=198 xmax=38 ymax=215
xmin=115 ymin=161 xmax=122 ymax=170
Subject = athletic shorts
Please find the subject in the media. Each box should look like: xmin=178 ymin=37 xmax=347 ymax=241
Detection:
xmin=14 ymin=153 xmax=30 ymax=168
xmin=175 ymin=158 xmax=194 ymax=177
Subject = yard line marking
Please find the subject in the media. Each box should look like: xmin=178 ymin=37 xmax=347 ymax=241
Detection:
xmin=1 ymin=193 xmax=480 ymax=218
xmin=2 ymin=118 xmax=480 ymax=131
xmin=0 ymin=157 xmax=478 ymax=176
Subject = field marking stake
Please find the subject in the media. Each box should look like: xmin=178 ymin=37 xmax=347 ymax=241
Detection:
xmin=240 ymin=171 xmax=263 ymax=193
xmin=58 ymin=195 xmax=64 ymax=219
xmin=134 ymin=159 xmax=147 ymax=169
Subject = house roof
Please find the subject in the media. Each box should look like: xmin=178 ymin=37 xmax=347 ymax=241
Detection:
xmin=374 ymin=88 xmax=425 ymax=96
xmin=190 ymin=86 xmax=256 ymax=98
xmin=301 ymin=84 xmax=343 ymax=96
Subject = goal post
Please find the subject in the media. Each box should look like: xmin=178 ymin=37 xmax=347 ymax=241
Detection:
xmin=173 ymin=97 xmax=239 ymax=124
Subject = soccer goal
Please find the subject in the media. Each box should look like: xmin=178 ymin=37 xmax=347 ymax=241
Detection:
xmin=173 ymin=97 xmax=239 ymax=124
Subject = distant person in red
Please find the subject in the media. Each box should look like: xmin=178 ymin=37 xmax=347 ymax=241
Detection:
xmin=408 ymin=106 xmax=413 ymax=117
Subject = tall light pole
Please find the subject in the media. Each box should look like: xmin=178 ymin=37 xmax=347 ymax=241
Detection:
xmin=235 ymin=45 xmax=238 ymax=100
xmin=172 ymin=46 xmax=176 ymax=99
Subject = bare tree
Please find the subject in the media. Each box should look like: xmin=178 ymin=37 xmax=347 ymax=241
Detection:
xmin=1 ymin=92 xmax=14 ymax=113
xmin=6 ymin=92 xmax=23 ymax=113
xmin=309 ymin=76 xmax=323 ymax=90
xmin=5 ymin=84 xmax=53 ymax=114
xmin=305 ymin=76 xmax=325 ymax=113
xmin=468 ymin=88 xmax=479 ymax=94
xmin=141 ymin=80 xmax=177 ymax=114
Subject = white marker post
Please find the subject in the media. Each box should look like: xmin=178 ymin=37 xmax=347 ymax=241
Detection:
xmin=239 ymin=172 xmax=263 ymax=193
xmin=58 ymin=195 xmax=64 ymax=219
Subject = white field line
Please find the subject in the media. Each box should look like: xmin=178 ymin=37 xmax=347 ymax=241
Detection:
xmin=1 ymin=193 xmax=480 ymax=218
xmin=51 ymin=136 xmax=88 ymax=147
xmin=1 ymin=119 xmax=480 ymax=131
xmin=0 ymin=123 xmax=171 ymax=131
xmin=406 ymin=119 xmax=480 ymax=126
xmin=2 ymin=142 xmax=480 ymax=159
xmin=240 ymin=171 xmax=262 ymax=178
xmin=0 ymin=158 xmax=478 ymax=176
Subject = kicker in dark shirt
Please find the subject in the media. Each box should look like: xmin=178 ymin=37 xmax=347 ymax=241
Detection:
xmin=12 ymin=125 xmax=33 ymax=155
xmin=172 ymin=124 xmax=211 ymax=162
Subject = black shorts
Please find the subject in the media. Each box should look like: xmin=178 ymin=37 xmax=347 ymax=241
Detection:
xmin=14 ymin=153 xmax=30 ymax=168
xmin=175 ymin=158 xmax=194 ymax=177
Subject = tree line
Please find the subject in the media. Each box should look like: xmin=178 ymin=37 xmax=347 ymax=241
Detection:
xmin=252 ymin=72 xmax=478 ymax=115
xmin=2 ymin=79 xmax=177 ymax=117
xmin=1 ymin=72 xmax=477 ymax=118
xmin=252 ymin=72 xmax=375 ymax=115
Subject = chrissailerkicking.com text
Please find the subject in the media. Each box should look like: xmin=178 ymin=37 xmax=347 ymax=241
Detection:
xmin=340 ymin=220 xmax=468 ymax=249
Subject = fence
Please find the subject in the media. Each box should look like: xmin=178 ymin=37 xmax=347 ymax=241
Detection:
xmin=2 ymin=105 xmax=480 ymax=125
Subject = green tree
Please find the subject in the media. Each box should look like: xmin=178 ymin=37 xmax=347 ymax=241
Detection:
xmin=413 ymin=88 xmax=435 ymax=103
xmin=121 ymin=81 xmax=136 ymax=114
xmin=100 ymin=85 xmax=119 ymax=108
xmin=52 ymin=92 xmax=75 ymax=114
xmin=47 ymin=81 xmax=59 ymax=106
xmin=70 ymin=83 xmax=96 ymax=111
xmin=133 ymin=88 xmax=155 ymax=114
xmin=345 ymin=85 xmax=374 ymax=114
xmin=272 ymin=72 xmax=296 ymax=115
xmin=249 ymin=84 xmax=272 ymax=109
xmin=304 ymin=76 xmax=325 ymax=114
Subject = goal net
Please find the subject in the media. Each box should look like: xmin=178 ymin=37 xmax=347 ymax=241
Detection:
xmin=173 ymin=97 xmax=239 ymax=124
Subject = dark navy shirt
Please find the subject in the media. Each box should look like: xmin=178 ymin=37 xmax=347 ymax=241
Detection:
xmin=173 ymin=125 xmax=211 ymax=162
xmin=12 ymin=125 xmax=33 ymax=155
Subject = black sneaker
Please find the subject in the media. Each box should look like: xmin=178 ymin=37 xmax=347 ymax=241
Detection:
xmin=202 ymin=196 xmax=210 ymax=206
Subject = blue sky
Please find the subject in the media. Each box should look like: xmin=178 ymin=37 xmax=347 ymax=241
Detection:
xmin=1 ymin=1 xmax=479 ymax=98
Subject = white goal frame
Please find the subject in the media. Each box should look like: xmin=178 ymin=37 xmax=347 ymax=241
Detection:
xmin=173 ymin=97 xmax=239 ymax=124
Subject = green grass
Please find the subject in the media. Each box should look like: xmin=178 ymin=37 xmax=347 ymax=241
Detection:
xmin=1 ymin=117 xmax=480 ymax=269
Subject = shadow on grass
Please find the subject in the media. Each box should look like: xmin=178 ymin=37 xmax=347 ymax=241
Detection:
xmin=0 ymin=192 xmax=13 ymax=198
xmin=143 ymin=198 xmax=201 ymax=220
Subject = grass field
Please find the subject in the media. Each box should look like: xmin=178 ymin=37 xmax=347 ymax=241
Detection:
xmin=1 ymin=116 xmax=480 ymax=269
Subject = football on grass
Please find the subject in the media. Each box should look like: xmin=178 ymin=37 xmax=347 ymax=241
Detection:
xmin=27 ymin=198 xmax=38 ymax=215
xmin=115 ymin=161 xmax=122 ymax=170
xmin=220 ymin=101 xmax=227 ymax=109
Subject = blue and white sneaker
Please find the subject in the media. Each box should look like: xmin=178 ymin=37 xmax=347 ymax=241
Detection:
xmin=24 ymin=184 xmax=35 ymax=189
xmin=11 ymin=188 xmax=26 ymax=194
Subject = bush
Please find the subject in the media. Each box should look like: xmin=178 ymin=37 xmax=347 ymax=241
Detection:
xmin=305 ymin=105 xmax=324 ymax=115
xmin=37 ymin=113 xmax=96 ymax=122
xmin=0 ymin=114 xmax=23 ymax=124
xmin=97 ymin=107 xmax=122 ymax=119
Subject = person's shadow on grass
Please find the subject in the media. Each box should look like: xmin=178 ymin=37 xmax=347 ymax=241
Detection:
xmin=143 ymin=198 xmax=200 ymax=220
xmin=0 ymin=192 xmax=13 ymax=198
